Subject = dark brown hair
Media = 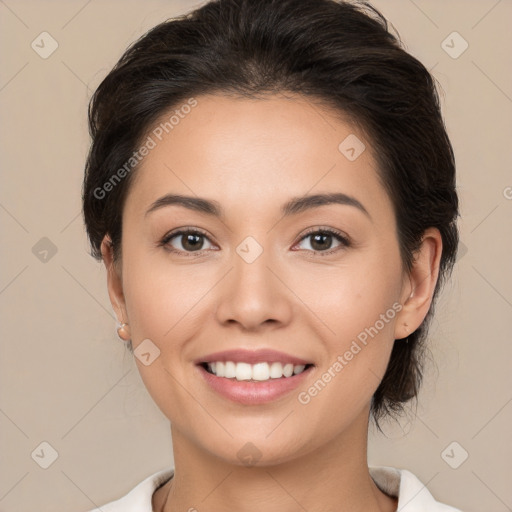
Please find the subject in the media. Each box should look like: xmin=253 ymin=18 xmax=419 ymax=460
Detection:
xmin=82 ymin=0 xmax=459 ymax=426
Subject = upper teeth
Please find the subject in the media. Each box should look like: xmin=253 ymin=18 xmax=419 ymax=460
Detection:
xmin=206 ymin=361 xmax=307 ymax=381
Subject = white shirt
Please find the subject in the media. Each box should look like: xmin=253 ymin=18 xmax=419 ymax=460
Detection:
xmin=87 ymin=466 xmax=462 ymax=511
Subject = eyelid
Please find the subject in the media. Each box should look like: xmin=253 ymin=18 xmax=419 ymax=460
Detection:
xmin=292 ymin=226 xmax=351 ymax=255
xmin=159 ymin=226 xmax=351 ymax=257
xmin=159 ymin=227 xmax=216 ymax=257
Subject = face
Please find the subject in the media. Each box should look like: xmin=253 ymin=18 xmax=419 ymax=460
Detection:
xmin=105 ymin=93 xmax=416 ymax=465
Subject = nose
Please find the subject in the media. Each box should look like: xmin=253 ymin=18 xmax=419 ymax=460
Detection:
xmin=214 ymin=240 xmax=293 ymax=332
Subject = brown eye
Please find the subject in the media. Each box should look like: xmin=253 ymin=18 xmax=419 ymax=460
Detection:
xmin=295 ymin=228 xmax=350 ymax=255
xmin=161 ymin=229 xmax=214 ymax=255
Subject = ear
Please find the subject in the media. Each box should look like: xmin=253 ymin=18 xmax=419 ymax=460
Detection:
xmin=394 ymin=227 xmax=443 ymax=340
xmin=100 ymin=234 xmax=127 ymax=324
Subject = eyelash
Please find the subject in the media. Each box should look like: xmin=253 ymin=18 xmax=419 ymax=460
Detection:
xmin=158 ymin=227 xmax=351 ymax=258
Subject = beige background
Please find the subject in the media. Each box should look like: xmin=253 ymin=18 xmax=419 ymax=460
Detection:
xmin=1 ymin=1 xmax=511 ymax=511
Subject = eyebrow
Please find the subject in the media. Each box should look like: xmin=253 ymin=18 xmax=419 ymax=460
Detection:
xmin=145 ymin=192 xmax=371 ymax=220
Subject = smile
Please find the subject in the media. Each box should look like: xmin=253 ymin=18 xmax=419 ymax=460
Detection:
xmin=202 ymin=361 xmax=311 ymax=381
xmin=194 ymin=348 xmax=315 ymax=404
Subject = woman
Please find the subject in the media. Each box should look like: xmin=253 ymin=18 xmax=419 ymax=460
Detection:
xmin=82 ymin=0 xmax=461 ymax=510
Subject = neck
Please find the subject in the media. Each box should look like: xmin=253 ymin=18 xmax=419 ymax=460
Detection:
xmin=156 ymin=409 xmax=396 ymax=512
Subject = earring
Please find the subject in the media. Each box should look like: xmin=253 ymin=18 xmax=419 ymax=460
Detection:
xmin=117 ymin=322 xmax=131 ymax=342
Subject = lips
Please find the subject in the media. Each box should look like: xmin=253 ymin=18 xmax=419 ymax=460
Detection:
xmin=194 ymin=348 xmax=315 ymax=404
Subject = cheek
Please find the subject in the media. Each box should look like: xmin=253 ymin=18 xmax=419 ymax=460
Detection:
xmin=296 ymin=244 xmax=402 ymax=395
xmin=120 ymin=250 xmax=207 ymax=419
xmin=294 ymin=247 xmax=402 ymax=341
xmin=121 ymin=242 xmax=204 ymax=342
xmin=295 ymin=286 xmax=400 ymax=429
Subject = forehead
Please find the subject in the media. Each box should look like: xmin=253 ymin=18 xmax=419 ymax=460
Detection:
xmin=125 ymin=93 xmax=392 ymax=224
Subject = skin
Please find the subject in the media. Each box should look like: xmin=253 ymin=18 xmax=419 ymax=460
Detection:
xmin=100 ymin=93 xmax=442 ymax=512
